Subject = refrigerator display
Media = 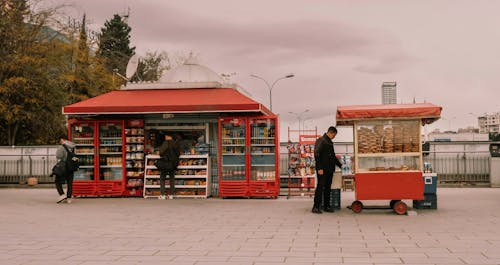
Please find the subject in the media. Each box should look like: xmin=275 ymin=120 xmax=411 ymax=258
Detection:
xmin=220 ymin=118 xmax=246 ymax=181
xmin=99 ymin=122 xmax=123 ymax=181
xmin=218 ymin=116 xmax=279 ymax=198
xmin=71 ymin=123 xmax=95 ymax=181
xmin=250 ymin=118 xmax=276 ymax=181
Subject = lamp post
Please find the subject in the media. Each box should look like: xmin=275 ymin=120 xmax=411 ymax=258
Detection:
xmin=442 ymin=116 xmax=457 ymax=132
xmin=289 ymin=109 xmax=309 ymax=133
xmin=250 ymin=73 xmax=295 ymax=111
xmin=303 ymin=118 xmax=314 ymax=130
xmin=468 ymin=112 xmax=481 ymax=141
xmin=468 ymin=112 xmax=479 ymax=128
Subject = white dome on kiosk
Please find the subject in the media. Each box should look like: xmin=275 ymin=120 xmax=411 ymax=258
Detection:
xmin=121 ymin=54 xmax=231 ymax=90
xmin=159 ymin=55 xmax=223 ymax=83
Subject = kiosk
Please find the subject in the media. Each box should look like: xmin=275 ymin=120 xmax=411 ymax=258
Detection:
xmin=336 ymin=103 xmax=441 ymax=214
xmin=63 ymin=57 xmax=280 ymax=198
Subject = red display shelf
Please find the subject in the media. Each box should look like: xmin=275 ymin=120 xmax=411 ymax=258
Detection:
xmin=218 ymin=116 xmax=279 ymax=198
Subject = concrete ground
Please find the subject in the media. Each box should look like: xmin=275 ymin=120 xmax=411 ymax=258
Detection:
xmin=0 ymin=188 xmax=499 ymax=265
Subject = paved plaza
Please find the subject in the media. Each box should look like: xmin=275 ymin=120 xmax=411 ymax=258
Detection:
xmin=0 ymin=187 xmax=499 ymax=265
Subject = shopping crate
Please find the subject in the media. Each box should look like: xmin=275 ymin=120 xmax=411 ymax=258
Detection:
xmin=321 ymin=188 xmax=341 ymax=209
xmin=413 ymin=193 xmax=437 ymax=209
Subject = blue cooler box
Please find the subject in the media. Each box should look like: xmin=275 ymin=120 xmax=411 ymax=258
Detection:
xmin=423 ymin=173 xmax=437 ymax=194
xmin=322 ymin=189 xmax=341 ymax=209
xmin=413 ymin=193 xmax=437 ymax=209
xmin=330 ymin=189 xmax=341 ymax=209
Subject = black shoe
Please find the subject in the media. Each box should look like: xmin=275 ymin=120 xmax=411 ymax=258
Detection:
xmin=311 ymin=207 xmax=323 ymax=214
xmin=324 ymin=207 xmax=335 ymax=213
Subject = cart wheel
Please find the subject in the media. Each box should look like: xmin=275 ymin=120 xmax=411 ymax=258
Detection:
xmin=351 ymin=200 xmax=363 ymax=213
xmin=390 ymin=200 xmax=399 ymax=209
xmin=393 ymin=201 xmax=408 ymax=215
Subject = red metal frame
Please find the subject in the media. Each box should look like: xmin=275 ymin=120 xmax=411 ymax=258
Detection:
xmin=218 ymin=117 xmax=248 ymax=197
xmin=218 ymin=116 xmax=279 ymax=198
xmin=68 ymin=119 xmax=126 ymax=197
xmin=68 ymin=120 xmax=98 ymax=196
xmin=96 ymin=120 xmax=126 ymax=197
xmin=285 ymin=128 xmax=319 ymax=196
xmin=248 ymin=116 xmax=279 ymax=198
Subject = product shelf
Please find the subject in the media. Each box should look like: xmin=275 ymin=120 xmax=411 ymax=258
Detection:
xmin=143 ymin=154 xmax=210 ymax=199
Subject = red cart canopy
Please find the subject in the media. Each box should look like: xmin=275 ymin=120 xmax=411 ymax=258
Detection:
xmin=336 ymin=103 xmax=442 ymax=125
xmin=63 ymin=87 xmax=272 ymax=115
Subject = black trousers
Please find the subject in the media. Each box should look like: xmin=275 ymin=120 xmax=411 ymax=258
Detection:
xmin=160 ymin=169 xmax=175 ymax=196
xmin=55 ymin=172 xmax=74 ymax=198
xmin=313 ymin=170 xmax=334 ymax=209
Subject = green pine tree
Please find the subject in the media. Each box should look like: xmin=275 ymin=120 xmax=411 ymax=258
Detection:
xmin=97 ymin=14 xmax=135 ymax=82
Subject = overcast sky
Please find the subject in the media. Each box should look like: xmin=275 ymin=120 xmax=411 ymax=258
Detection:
xmin=47 ymin=0 xmax=500 ymax=141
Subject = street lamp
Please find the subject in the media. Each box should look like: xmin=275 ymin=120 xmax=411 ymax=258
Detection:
xmin=468 ymin=113 xmax=482 ymax=141
xmin=250 ymin=73 xmax=295 ymax=111
xmin=468 ymin=112 xmax=480 ymax=128
xmin=289 ymin=109 xmax=309 ymax=133
xmin=442 ymin=116 xmax=457 ymax=132
xmin=303 ymin=118 xmax=314 ymax=130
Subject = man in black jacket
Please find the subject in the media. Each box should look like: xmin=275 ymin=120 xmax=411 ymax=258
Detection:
xmin=158 ymin=134 xmax=180 ymax=200
xmin=312 ymin=126 xmax=342 ymax=214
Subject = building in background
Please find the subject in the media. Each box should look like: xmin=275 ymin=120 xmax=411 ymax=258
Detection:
xmin=381 ymin=82 xmax=397 ymax=104
xmin=478 ymin=112 xmax=500 ymax=134
xmin=427 ymin=129 xmax=489 ymax=142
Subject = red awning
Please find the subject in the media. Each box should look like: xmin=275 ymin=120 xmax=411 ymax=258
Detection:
xmin=63 ymin=88 xmax=272 ymax=115
xmin=336 ymin=103 xmax=442 ymax=125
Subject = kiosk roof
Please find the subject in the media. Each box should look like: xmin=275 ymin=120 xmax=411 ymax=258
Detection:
xmin=63 ymin=87 xmax=272 ymax=115
xmin=336 ymin=103 xmax=442 ymax=125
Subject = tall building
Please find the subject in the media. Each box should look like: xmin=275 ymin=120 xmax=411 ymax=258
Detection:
xmin=478 ymin=112 xmax=500 ymax=134
xmin=381 ymin=82 xmax=397 ymax=104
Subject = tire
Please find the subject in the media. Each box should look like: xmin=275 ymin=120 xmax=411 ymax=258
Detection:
xmin=351 ymin=200 xmax=363 ymax=213
xmin=393 ymin=201 xmax=408 ymax=215
xmin=390 ymin=200 xmax=399 ymax=209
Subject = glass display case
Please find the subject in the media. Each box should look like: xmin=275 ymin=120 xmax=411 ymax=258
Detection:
xmin=355 ymin=119 xmax=422 ymax=172
xmin=69 ymin=120 xmax=125 ymax=197
xmin=218 ymin=116 xmax=280 ymax=198
xmin=71 ymin=122 xmax=95 ymax=181
xmin=250 ymin=118 xmax=276 ymax=181
xmin=99 ymin=122 xmax=123 ymax=181
xmin=220 ymin=118 xmax=246 ymax=181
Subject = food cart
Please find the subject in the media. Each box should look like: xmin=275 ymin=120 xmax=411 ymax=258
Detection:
xmin=336 ymin=103 xmax=441 ymax=214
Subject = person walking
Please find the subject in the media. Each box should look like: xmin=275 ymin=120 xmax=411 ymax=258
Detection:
xmin=55 ymin=135 xmax=76 ymax=204
xmin=312 ymin=126 xmax=342 ymax=214
xmin=158 ymin=134 xmax=180 ymax=200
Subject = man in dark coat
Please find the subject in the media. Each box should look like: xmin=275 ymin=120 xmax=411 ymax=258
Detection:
xmin=312 ymin=126 xmax=342 ymax=214
xmin=55 ymin=135 xmax=76 ymax=204
xmin=158 ymin=134 xmax=180 ymax=200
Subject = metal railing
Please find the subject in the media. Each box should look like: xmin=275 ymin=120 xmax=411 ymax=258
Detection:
xmin=279 ymin=151 xmax=491 ymax=185
xmin=0 ymin=149 xmax=492 ymax=186
xmin=0 ymin=154 xmax=57 ymax=184
xmin=423 ymin=151 xmax=490 ymax=184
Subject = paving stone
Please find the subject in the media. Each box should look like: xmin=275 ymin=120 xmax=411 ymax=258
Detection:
xmin=0 ymin=188 xmax=499 ymax=265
